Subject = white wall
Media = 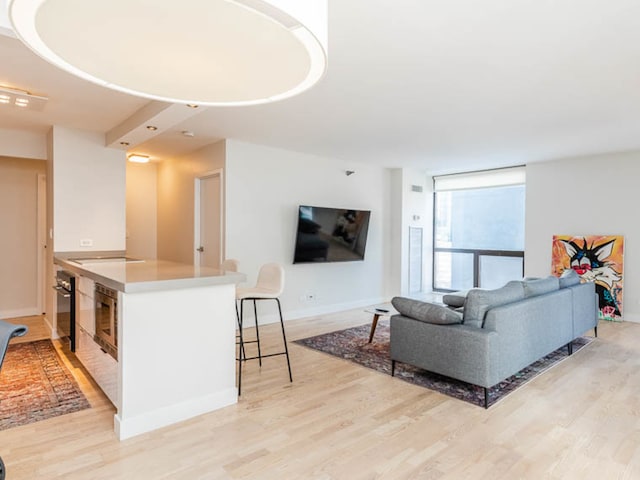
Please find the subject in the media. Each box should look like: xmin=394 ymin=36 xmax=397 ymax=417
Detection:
xmin=225 ymin=140 xmax=391 ymax=322
xmin=0 ymin=128 xmax=46 ymax=160
xmin=126 ymin=161 xmax=158 ymax=259
xmin=51 ymin=126 xmax=126 ymax=252
xmin=526 ymin=152 xmax=640 ymax=322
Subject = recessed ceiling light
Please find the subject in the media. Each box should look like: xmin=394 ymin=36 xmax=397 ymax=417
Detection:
xmin=119 ymin=141 xmax=130 ymax=146
xmin=186 ymin=104 xmax=199 ymax=109
xmin=146 ymin=125 xmax=158 ymax=131
xmin=128 ymin=154 xmax=150 ymax=163
xmin=7 ymin=0 xmax=327 ymax=106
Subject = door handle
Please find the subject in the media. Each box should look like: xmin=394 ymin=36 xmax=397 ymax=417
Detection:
xmin=196 ymin=246 xmax=204 ymax=252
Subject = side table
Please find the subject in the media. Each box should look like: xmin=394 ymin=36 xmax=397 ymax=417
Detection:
xmin=364 ymin=307 xmax=395 ymax=343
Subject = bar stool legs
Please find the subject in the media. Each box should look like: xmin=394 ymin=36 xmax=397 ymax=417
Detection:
xmin=237 ymin=297 xmax=293 ymax=396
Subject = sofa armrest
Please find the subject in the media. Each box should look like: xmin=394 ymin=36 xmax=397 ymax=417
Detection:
xmin=390 ymin=315 xmax=498 ymax=387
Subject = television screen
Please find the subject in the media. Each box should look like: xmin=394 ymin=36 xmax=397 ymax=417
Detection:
xmin=293 ymin=205 xmax=371 ymax=263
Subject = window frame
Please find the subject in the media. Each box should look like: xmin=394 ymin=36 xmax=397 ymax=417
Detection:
xmin=432 ymin=168 xmax=525 ymax=293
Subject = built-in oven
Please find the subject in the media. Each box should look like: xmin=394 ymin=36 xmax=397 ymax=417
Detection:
xmin=94 ymin=283 xmax=118 ymax=360
xmin=54 ymin=270 xmax=76 ymax=351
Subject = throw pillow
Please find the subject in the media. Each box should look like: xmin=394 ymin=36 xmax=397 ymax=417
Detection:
xmin=391 ymin=297 xmax=463 ymax=325
xmin=523 ymin=276 xmax=559 ymax=297
xmin=442 ymin=290 xmax=468 ymax=308
xmin=463 ymin=281 xmax=525 ymax=328
xmin=559 ymin=269 xmax=581 ymax=288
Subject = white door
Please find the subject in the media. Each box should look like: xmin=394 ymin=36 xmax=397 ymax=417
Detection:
xmin=195 ymin=172 xmax=223 ymax=268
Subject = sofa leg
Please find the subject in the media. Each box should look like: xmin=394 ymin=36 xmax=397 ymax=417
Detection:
xmin=594 ymin=326 xmax=598 ymax=338
xmin=391 ymin=360 xmax=396 ymax=377
xmin=483 ymin=388 xmax=489 ymax=409
xmin=567 ymin=342 xmax=573 ymax=355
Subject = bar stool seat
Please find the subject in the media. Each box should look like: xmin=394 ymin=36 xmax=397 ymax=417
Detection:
xmin=236 ymin=263 xmax=292 ymax=396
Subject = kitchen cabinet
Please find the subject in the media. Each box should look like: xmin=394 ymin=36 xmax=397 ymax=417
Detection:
xmin=75 ymin=324 xmax=117 ymax=405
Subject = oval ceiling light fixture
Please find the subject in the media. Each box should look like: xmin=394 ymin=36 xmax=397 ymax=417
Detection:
xmin=127 ymin=154 xmax=150 ymax=164
xmin=7 ymin=0 xmax=328 ymax=106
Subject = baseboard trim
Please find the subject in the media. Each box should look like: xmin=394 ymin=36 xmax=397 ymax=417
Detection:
xmin=0 ymin=307 xmax=40 ymax=319
xmin=114 ymin=387 xmax=237 ymax=441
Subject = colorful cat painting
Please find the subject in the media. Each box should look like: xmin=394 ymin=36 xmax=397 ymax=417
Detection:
xmin=551 ymin=235 xmax=624 ymax=321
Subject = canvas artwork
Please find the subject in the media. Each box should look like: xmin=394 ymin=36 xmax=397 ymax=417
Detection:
xmin=551 ymin=235 xmax=624 ymax=321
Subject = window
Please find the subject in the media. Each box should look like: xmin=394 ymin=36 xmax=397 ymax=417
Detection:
xmin=433 ymin=167 xmax=525 ymax=291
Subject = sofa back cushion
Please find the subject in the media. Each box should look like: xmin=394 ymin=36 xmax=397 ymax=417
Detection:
xmin=391 ymin=297 xmax=463 ymax=325
xmin=523 ymin=276 xmax=560 ymax=297
xmin=559 ymin=269 xmax=581 ymax=288
xmin=463 ymin=281 xmax=525 ymax=328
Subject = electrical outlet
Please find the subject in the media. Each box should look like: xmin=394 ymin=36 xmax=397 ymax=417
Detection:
xmin=80 ymin=239 xmax=93 ymax=247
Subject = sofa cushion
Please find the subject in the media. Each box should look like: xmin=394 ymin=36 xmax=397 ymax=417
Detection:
xmin=442 ymin=290 xmax=468 ymax=308
xmin=463 ymin=281 xmax=525 ymax=328
xmin=559 ymin=269 xmax=581 ymax=288
xmin=391 ymin=297 xmax=463 ymax=325
xmin=523 ymin=276 xmax=559 ymax=297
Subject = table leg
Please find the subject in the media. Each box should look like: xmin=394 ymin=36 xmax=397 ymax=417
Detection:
xmin=368 ymin=313 xmax=381 ymax=343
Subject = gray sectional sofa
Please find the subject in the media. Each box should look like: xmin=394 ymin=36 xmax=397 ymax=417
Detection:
xmin=389 ymin=270 xmax=598 ymax=407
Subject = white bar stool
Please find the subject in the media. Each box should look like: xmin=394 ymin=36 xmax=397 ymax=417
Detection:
xmin=236 ymin=263 xmax=292 ymax=395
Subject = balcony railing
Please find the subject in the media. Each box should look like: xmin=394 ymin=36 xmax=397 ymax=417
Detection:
xmin=433 ymin=247 xmax=524 ymax=292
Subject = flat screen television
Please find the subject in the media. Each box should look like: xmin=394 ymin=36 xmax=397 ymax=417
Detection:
xmin=293 ymin=205 xmax=371 ymax=263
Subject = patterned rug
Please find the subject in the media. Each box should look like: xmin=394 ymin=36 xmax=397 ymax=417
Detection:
xmin=0 ymin=339 xmax=91 ymax=430
xmin=294 ymin=322 xmax=593 ymax=408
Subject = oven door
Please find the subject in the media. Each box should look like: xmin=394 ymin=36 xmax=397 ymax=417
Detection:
xmin=94 ymin=291 xmax=117 ymax=358
xmin=56 ymin=287 xmax=71 ymax=337
xmin=54 ymin=275 xmax=76 ymax=352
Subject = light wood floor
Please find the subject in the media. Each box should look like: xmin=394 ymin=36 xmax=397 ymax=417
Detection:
xmin=1 ymin=311 xmax=639 ymax=479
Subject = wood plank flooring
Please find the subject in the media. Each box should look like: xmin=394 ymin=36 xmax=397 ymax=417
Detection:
xmin=1 ymin=311 xmax=639 ymax=479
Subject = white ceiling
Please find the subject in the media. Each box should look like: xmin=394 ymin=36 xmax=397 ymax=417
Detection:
xmin=2 ymin=0 xmax=640 ymax=174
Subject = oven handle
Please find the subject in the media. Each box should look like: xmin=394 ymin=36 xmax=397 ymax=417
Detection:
xmin=52 ymin=285 xmax=71 ymax=298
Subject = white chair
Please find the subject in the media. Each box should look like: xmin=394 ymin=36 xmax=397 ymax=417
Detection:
xmin=236 ymin=263 xmax=292 ymax=395
xmin=220 ymin=259 xmax=239 ymax=272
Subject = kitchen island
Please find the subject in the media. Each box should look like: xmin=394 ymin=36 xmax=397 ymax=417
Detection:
xmin=55 ymin=255 xmax=245 ymax=440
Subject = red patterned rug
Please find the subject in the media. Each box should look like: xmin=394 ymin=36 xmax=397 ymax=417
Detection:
xmin=294 ymin=322 xmax=593 ymax=408
xmin=0 ymin=339 xmax=90 ymax=430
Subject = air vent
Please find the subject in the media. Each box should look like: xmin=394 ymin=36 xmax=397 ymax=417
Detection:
xmin=411 ymin=185 xmax=424 ymax=193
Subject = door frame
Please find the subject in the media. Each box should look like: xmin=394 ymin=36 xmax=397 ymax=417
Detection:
xmin=193 ymin=169 xmax=224 ymax=267
xmin=37 ymin=173 xmax=47 ymax=313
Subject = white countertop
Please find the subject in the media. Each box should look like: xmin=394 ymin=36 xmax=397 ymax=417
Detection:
xmin=55 ymin=256 xmax=245 ymax=293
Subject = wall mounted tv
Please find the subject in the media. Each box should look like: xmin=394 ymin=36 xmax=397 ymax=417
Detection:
xmin=293 ymin=205 xmax=371 ymax=264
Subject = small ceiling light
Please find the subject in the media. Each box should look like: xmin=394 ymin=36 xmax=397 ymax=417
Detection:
xmin=7 ymin=0 xmax=327 ymax=106
xmin=186 ymin=104 xmax=199 ymax=109
xmin=119 ymin=141 xmax=130 ymax=146
xmin=181 ymin=130 xmax=195 ymax=137
xmin=128 ymin=154 xmax=150 ymax=164
xmin=146 ymin=125 xmax=158 ymax=131
xmin=0 ymin=84 xmax=48 ymax=110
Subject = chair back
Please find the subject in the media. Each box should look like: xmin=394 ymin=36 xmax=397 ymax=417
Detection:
xmin=0 ymin=320 xmax=28 ymax=372
xmin=255 ymin=263 xmax=285 ymax=297
xmin=220 ymin=259 xmax=239 ymax=272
